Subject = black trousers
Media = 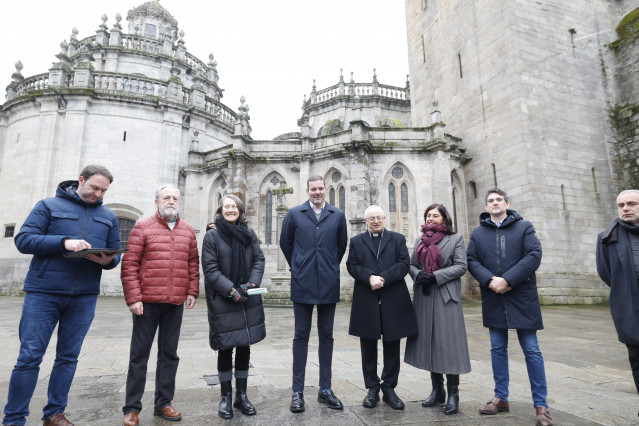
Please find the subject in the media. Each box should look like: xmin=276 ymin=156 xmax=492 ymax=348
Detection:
xmin=292 ymin=302 xmax=336 ymax=392
xmin=360 ymin=337 xmax=401 ymax=391
xmin=627 ymin=344 xmax=639 ymax=394
xmin=123 ymin=303 xmax=184 ymax=414
xmin=218 ymin=346 xmax=251 ymax=373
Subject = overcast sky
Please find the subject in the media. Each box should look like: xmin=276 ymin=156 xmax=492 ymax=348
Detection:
xmin=0 ymin=0 xmax=409 ymax=140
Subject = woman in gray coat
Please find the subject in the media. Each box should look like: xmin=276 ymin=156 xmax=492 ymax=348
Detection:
xmin=404 ymin=203 xmax=471 ymax=415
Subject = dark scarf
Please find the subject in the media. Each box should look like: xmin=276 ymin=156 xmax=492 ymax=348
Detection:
xmin=619 ymin=220 xmax=639 ymax=283
xmin=416 ymin=223 xmax=449 ymax=274
xmin=215 ymin=218 xmax=253 ymax=286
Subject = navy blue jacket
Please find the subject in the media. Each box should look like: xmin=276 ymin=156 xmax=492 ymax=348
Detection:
xmin=280 ymin=201 xmax=348 ymax=304
xmin=467 ymin=210 xmax=543 ymax=330
xmin=347 ymin=229 xmax=417 ymax=341
xmin=596 ymin=218 xmax=639 ymax=345
xmin=14 ymin=180 xmax=121 ymax=295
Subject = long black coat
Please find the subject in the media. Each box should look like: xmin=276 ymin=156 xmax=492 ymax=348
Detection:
xmin=201 ymin=226 xmax=266 ymax=351
xmin=346 ymin=229 xmax=417 ymax=341
xmin=596 ymin=218 xmax=639 ymax=345
xmin=467 ymin=210 xmax=543 ymax=330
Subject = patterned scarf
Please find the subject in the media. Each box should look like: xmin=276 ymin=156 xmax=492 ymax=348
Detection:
xmin=416 ymin=223 xmax=449 ymax=274
xmin=215 ymin=218 xmax=253 ymax=286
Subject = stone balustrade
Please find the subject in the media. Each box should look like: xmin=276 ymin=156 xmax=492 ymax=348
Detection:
xmin=8 ymin=69 xmax=237 ymax=126
xmin=183 ymin=52 xmax=208 ymax=76
xmin=14 ymin=73 xmax=49 ymax=96
xmin=204 ymin=97 xmax=238 ymax=126
xmin=93 ymin=72 xmax=167 ymax=97
xmin=120 ymin=34 xmax=161 ymax=54
xmin=313 ymin=82 xmax=407 ymax=104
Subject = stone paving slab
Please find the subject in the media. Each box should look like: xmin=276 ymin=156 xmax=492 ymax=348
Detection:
xmin=0 ymin=296 xmax=638 ymax=425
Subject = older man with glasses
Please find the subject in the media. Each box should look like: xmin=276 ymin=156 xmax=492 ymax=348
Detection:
xmin=346 ymin=205 xmax=417 ymax=410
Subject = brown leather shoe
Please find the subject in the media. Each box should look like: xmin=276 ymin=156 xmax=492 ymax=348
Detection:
xmin=154 ymin=405 xmax=182 ymax=421
xmin=536 ymin=406 xmax=553 ymax=426
xmin=42 ymin=413 xmax=74 ymax=425
xmin=122 ymin=411 xmax=139 ymax=426
xmin=479 ymin=397 xmax=509 ymax=415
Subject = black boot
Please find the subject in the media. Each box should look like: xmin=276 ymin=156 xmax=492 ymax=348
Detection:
xmin=218 ymin=380 xmax=234 ymax=419
xmin=444 ymin=374 xmax=459 ymax=415
xmin=422 ymin=372 xmax=446 ymax=407
xmin=233 ymin=377 xmax=256 ymax=415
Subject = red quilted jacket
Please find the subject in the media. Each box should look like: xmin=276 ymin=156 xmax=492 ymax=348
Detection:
xmin=121 ymin=211 xmax=200 ymax=305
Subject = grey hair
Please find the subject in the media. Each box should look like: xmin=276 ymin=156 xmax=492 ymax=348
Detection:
xmin=155 ymin=184 xmax=181 ymax=200
xmin=618 ymin=189 xmax=639 ymax=198
xmin=364 ymin=205 xmax=385 ymax=218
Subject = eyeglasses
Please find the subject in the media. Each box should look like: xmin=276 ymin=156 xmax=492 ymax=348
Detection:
xmin=366 ymin=216 xmax=385 ymax=222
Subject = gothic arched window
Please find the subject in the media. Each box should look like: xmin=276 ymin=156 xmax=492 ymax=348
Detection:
xmin=389 ymin=183 xmax=397 ymax=213
xmin=385 ymin=165 xmax=413 ymax=240
xmin=325 ymin=170 xmax=346 ymax=213
xmin=401 ymin=183 xmax=408 ymax=212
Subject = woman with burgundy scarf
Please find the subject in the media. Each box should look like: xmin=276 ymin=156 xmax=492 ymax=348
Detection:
xmin=404 ymin=203 xmax=471 ymax=415
xmin=202 ymin=195 xmax=266 ymax=419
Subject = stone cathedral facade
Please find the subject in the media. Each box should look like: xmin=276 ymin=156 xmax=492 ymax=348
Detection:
xmin=1 ymin=0 xmax=637 ymax=303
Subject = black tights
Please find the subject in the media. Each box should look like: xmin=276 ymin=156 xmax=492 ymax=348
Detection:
xmin=218 ymin=346 xmax=251 ymax=372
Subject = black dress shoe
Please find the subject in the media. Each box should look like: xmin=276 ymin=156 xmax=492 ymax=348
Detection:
xmin=382 ymin=388 xmax=405 ymax=410
xmin=317 ymin=389 xmax=344 ymax=410
xmin=290 ymin=392 xmax=305 ymax=413
xmin=362 ymin=388 xmax=380 ymax=408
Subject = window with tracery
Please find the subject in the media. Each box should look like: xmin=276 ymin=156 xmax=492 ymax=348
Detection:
xmin=325 ymin=170 xmax=345 ymax=212
xmin=385 ymin=165 xmax=412 ymax=240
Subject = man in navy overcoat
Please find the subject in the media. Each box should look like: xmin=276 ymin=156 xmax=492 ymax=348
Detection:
xmin=280 ymin=175 xmax=348 ymax=413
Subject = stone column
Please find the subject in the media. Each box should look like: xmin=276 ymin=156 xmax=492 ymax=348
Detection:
xmin=268 ymin=181 xmax=294 ymax=304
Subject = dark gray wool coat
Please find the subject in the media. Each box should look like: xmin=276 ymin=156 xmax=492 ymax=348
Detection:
xmin=201 ymin=226 xmax=266 ymax=351
xmin=404 ymin=233 xmax=471 ymax=374
xmin=597 ymin=218 xmax=639 ymax=345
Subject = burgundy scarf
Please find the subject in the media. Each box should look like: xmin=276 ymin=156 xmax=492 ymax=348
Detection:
xmin=416 ymin=223 xmax=449 ymax=274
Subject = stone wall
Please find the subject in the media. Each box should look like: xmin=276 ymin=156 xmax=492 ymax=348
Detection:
xmin=609 ymin=8 xmax=639 ymax=190
xmin=405 ymin=0 xmax=634 ymax=304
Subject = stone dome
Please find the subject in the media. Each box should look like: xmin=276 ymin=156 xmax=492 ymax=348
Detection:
xmin=127 ymin=0 xmax=178 ymax=28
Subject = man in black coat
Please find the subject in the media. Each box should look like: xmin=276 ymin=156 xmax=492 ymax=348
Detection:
xmin=467 ymin=188 xmax=553 ymax=426
xmin=346 ymin=205 xmax=417 ymax=410
xmin=596 ymin=189 xmax=639 ymax=400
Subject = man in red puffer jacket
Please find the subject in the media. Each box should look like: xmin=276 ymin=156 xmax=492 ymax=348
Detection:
xmin=120 ymin=184 xmax=199 ymax=426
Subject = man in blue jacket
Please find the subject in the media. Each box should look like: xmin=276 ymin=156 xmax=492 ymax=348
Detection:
xmin=280 ymin=175 xmax=348 ymax=413
xmin=3 ymin=165 xmax=121 ymax=426
xmin=596 ymin=189 xmax=639 ymax=400
xmin=467 ymin=188 xmax=552 ymax=426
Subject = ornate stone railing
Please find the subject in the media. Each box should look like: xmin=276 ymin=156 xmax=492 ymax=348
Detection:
xmin=183 ymin=52 xmax=208 ymax=75
xmin=14 ymin=73 xmax=50 ymax=96
xmin=120 ymin=35 xmax=161 ymax=54
xmin=314 ymin=82 xmax=407 ymax=104
xmin=93 ymin=72 xmax=167 ymax=97
xmin=204 ymin=96 xmax=238 ymax=125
